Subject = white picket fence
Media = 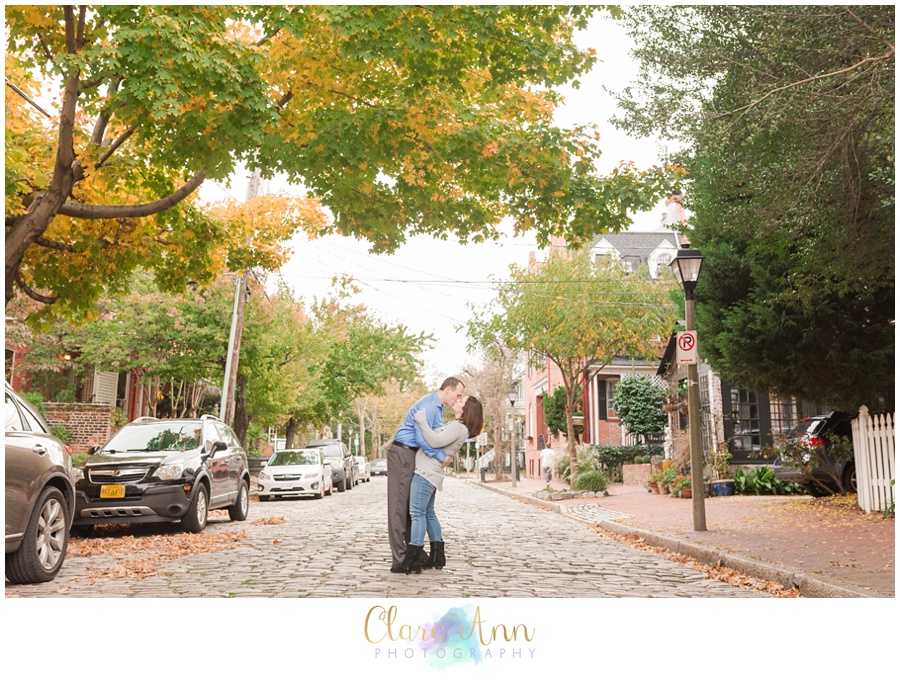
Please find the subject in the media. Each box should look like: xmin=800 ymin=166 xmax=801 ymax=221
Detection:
xmin=851 ymin=406 xmax=895 ymax=513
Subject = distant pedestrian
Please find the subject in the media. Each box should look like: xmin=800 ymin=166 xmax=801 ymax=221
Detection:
xmin=541 ymin=444 xmax=555 ymax=483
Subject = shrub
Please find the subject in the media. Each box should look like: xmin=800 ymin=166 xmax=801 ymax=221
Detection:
xmin=611 ymin=375 xmax=667 ymax=437
xmin=51 ymin=423 xmax=73 ymax=444
xmin=734 ymin=466 xmax=805 ymax=495
xmin=555 ymin=446 xmax=600 ymax=485
xmin=588 ymin=445 xmax=650 ymax=482
xmin=573 ymin=469 xmax=610 ymax=492
xmin=20 ymin=391 xmax=48 ymax=416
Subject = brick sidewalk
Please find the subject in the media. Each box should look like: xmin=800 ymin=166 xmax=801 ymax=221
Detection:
xmin=463 ymin=473 xmax=895 ymax=597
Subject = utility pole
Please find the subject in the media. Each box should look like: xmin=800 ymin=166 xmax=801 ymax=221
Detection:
xmin=219 ymin=168 xmax=260 ymax=424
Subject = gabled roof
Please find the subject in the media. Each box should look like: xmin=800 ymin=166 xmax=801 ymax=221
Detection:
xmin=591 ymin=230 xmax=680 ymax=263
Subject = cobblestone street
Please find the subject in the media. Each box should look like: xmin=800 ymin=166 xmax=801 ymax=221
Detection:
xmin=6 ymin=476 xmax=770 ymax=598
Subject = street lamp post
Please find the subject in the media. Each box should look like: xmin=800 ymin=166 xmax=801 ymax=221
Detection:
xmin=508 ymin=386 xmax=519 ymax=488
xmin=669 ymin=249 xmax=707 ymax=532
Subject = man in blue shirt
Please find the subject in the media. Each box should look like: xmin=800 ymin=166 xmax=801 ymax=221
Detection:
xmin=388 ymin=377 xmax=465 ymax=573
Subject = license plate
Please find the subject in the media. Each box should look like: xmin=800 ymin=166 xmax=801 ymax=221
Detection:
xmin=100 ymin=484 xmax=126 ymax=498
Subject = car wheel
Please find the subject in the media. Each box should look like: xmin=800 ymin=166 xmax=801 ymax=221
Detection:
xmin=346 ymin=471 xmax=353 ymax=489
xmin=326 ymin=479 xmax=333 ymax=496
xmin=6 ymin=487 xmax=70 ymax=584
xmin=842 ymin=462 xmax=857 ymax=494
xmin=228 ymin=480 xmax=249 ymax=521
xmin=336 ymin=476 xmax=346 ymax=492
xmin=182 ymin=484 xmax=209 ymax=533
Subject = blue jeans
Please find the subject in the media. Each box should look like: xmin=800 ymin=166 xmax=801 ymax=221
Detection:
xmin=409 ymin=473 xmax=442 ymax=547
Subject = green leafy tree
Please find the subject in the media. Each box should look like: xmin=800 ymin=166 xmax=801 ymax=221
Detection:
xmin=611 ymin=375 xmax=667 ymax=438
xmin=543 ymin=386 xmax=583 ymax=437
xmin=6 ymin=5 xmax=678 ymax=318
xmin=613 ymin=5 xmax=894 ymax=410
xmin=472 ymin=250 xmax=676 ymax=485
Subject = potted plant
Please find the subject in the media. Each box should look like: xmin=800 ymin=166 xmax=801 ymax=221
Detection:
xmin=659 ymin=467 xmax=678 ymax=495
xmin=648 ymin=471 xmax=661 ymax=493
xmin=672 ymin=473 xmax=692 ymax=498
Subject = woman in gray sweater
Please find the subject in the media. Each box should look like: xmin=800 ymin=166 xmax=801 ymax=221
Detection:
xmin=401 ymin=395 xmax=483 ymax=574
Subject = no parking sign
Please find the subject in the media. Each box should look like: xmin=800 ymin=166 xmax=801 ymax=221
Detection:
xmin=676 ymin=330 xmax=698 ymax=365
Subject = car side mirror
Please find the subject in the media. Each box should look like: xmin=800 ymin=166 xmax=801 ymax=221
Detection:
xmin=211 ymin=440 xmax=228 ymax=453
xmin=88 ymin=444 xmax=101 ymax=455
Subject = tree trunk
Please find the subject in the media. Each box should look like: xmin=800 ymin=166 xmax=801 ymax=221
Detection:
xmin=566 ymin=384 xmax=578 ymax=488
xmin=285 ymin=416 xmax=296 ymax=449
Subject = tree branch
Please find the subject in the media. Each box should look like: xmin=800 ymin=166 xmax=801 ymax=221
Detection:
xmin=33 ymin=235 xmax=79 ymax=252
xmin=711 ymin=48 xmax=894 ymax=120
xmin=15 ymin=271 xmax=58 ymax=305
xmin=841 ymin=5 xmax=894 ymax=52
xmin=57 ymin=170 xmax=206 ymax=219
xmin=97 ymin=126 xmax=136 ymax=166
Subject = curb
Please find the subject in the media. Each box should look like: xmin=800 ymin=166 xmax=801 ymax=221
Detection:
xmin=473 ymin=480 xmax=880 ymax=599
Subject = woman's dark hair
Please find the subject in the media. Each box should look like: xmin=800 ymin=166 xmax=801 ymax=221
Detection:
xmin=460 ymin=396 xmax=484 ymax=439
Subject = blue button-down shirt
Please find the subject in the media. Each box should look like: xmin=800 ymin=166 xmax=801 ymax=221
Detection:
xmin=393 ymin=391 xmax=446 ymax=461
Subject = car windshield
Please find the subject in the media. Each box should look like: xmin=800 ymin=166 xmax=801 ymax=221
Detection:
xmin=317 ymin=445 xmax=343 ymax=458
xmin=268 ymin=450 xmax=319 ymax=466
xmin=104 ymin=422 xmax=201 ymax=452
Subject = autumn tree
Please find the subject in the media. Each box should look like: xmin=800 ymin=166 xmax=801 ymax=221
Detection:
xmin=6 ymin=5 xmax=678 ymax=319
xmin=474 ymin=251 xmax=676 ymax=485
xmin=460 ymin=341 xmax=519 ymax=479
xmin=613 ymin=5 xmax=894 ymax=410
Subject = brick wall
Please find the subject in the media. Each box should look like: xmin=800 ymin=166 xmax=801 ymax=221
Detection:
xmin=622 ymin=463 xmax=651 ymax=486
xmin=592 ymin=419 xmax=623 ymax=447
xmin=45 ymin=403 xmax=115 ymax=454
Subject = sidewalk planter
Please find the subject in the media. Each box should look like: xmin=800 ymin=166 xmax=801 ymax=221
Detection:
xmin=713 ymin=480 xmax=735 ymax=497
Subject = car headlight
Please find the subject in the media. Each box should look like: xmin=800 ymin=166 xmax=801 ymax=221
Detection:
xmin=72 ymin=467 xmax=84 ymax=482
xmin=304 ymin=472 xmax=318 ymax=479
xmin=155 ymin=463 xmax=186 ymax=480
xmin=258 ymin=470 xmax=272 ymax=481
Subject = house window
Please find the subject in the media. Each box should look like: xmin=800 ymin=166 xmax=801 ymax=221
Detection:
xmin=606 ymin=380 xmax=618 ymax=418
xmin=769 ymin=395 xmax=798 ymax=441
xmin=730 ymin=388 xmax=761 ymax=452
xmin=699 ymin=374 xmax=711 ymax=458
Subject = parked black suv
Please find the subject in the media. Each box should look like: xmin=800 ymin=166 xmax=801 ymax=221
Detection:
xmin=73 ymin=415 xmax=250 ymax=532
xmin=305 ymin=439 xmax=357 ymax=492
xmin=772 ymin=411 xmax=856 ymax=496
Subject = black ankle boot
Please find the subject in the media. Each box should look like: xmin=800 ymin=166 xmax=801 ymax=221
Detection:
xmin=402 ymin=544 xmax=425 ymax=574
xmin=430 ymin=541 xmax=445 ymax=569
xmin=422 ymin=543 xmax=437 ymax=569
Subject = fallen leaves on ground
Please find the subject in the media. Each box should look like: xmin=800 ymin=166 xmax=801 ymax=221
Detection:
xmin=68 ymin=530 xmax=247 ymax=582
xmin=595 ymin=527 xmax=801 ymax=598
xmin=758 ymin=494 xmax=889 ymax=529
xmin=252 ymin=517 xmax=286 ymax=525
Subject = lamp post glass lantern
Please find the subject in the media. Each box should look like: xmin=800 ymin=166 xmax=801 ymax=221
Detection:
xmin=669 ymin=249 xmax=707 ymax=532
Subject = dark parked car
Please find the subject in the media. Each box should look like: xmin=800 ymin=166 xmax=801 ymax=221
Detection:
xmin=73 ymin=415 xmax=250 ymax=533
xmin=370 ymin=458 xmax=388 ymax=476
xmin=773 ymin=411 xmax=856 ymax=496
xmin=5 ymin=383 xmax=76 ymax=584
xmin=305 ymin=439 xmax=356 ymax=492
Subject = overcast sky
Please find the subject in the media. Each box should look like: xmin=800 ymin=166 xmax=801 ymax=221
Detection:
xmin=202 ymin=12 xmax=674 ymax=386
